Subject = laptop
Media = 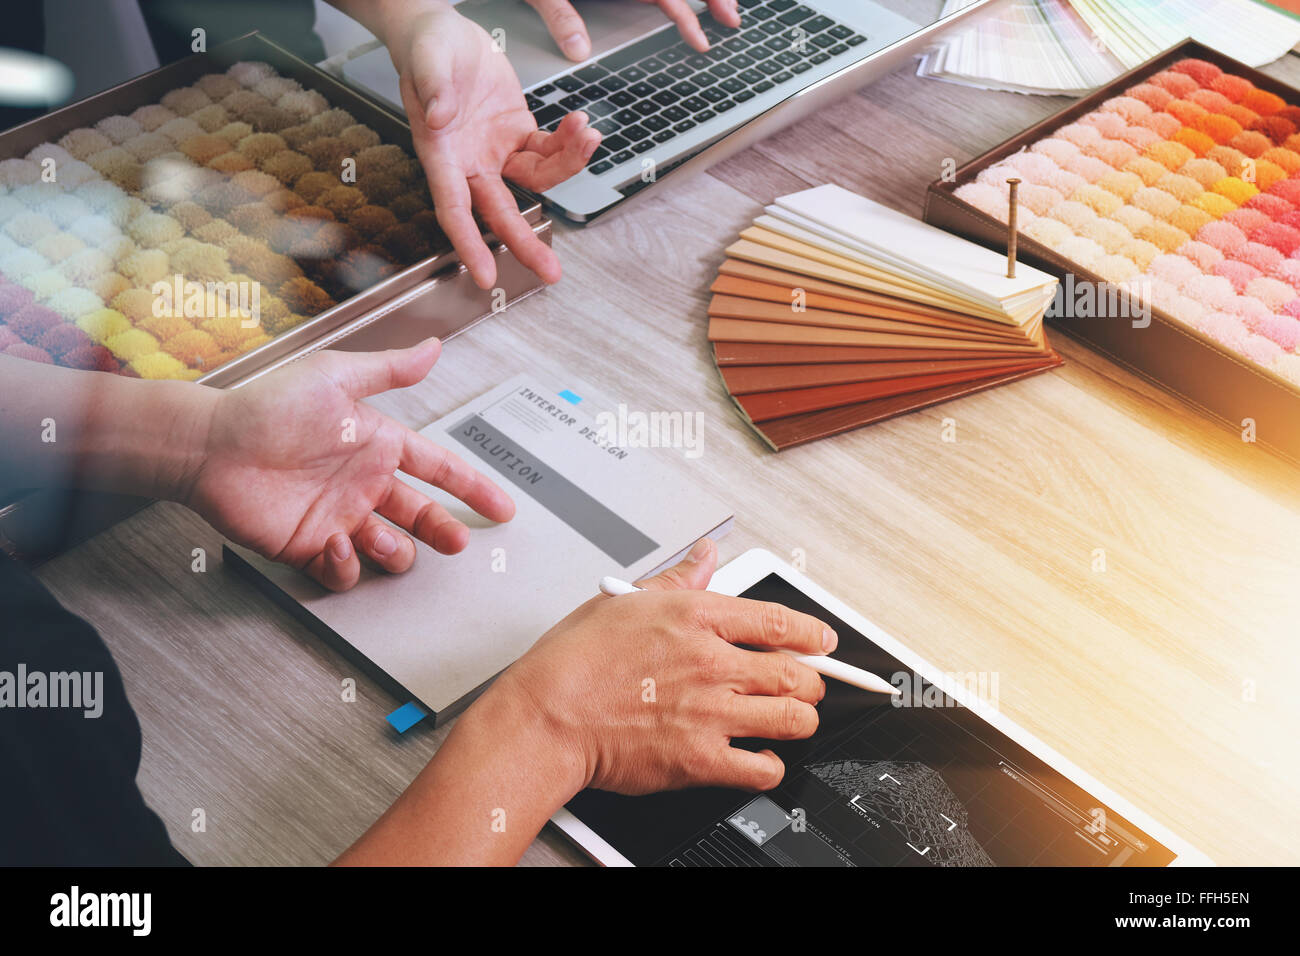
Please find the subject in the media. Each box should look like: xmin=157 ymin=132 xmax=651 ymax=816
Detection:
xmin=339 ymin=0 xmax=993 ymax=222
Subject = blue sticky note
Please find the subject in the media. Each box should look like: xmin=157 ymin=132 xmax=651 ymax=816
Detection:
xmin=558 ymin=389 xmax=582 ymax=405
xmin=386 ymin=701 xmax=428 ymax=733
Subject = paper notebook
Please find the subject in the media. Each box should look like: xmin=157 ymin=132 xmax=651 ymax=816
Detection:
xmin=225 ymin=376 xmax=733 ymax=724
xmin=710 ymin=184 xmax=1063 ymax=450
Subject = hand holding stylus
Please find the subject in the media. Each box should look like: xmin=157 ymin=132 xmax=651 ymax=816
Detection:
xmin=600 ymin=574 xmax=901 ymax=695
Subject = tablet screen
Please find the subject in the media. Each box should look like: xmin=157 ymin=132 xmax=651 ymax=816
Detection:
xmin=564 ymin=572 xmax=1176 ymax=866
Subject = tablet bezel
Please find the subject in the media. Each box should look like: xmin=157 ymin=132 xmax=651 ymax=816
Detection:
xmin=551 ymin=547 xmax=1213 ymax=867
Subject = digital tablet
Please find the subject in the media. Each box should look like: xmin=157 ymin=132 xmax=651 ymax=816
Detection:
xmin=551 ymin=549 xmax=1211 ymax=867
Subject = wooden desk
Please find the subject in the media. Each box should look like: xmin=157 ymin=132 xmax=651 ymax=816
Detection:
xmin=34 ymin=54 xmax=1300 ymax=867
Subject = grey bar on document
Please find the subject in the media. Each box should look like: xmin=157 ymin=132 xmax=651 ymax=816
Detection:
xmin=450 ymin=414 xmax=658 ymax=566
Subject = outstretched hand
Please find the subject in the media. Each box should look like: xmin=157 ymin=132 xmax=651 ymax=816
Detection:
xmin=182 ymin=338 xmax=515 ymax=591
xmin=387 ymin=3 xmax=600 ymax=289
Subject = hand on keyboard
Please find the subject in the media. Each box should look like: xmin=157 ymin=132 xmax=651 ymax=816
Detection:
xmin=524 ymin=0 xmax=743 ymax=61
xmin=384 ymin=2 xmax=601 ymax=288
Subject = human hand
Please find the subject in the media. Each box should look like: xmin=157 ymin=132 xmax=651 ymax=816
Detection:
xmin=180 ymin=338 xmax=515 ymax=591
xmin=524 ymin=0 xmax=743 ymax=59
xmin=489 ymin=538 xmax=834 ymax=796
xmin=381 ymin=1 xmax=600 ymax=289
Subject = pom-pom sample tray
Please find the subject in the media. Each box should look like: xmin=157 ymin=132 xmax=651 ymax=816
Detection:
xmin=925 ymin=41 xmax=1300 ymax=465
xmin=0 ymin=32 xmax=550 ymax=389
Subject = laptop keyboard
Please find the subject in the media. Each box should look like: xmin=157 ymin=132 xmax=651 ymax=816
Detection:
xmin=525 ymin=0 xmax=867 ymax=176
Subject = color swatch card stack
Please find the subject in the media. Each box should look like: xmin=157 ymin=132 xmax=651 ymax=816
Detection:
xmin=709 ymin=184 xmax=1063 ymax=450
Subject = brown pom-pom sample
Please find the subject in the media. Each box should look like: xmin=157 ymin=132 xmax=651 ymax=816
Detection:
xmin=130 ymin=104 xmax=177 ymax=131
xmin=222 ymin=235 xmax=302 ymax=285
xmin=278 ymin=275 xmax=336 ymax=314
xmin=226 ymin=203 xmax=278 ymax=238
xmin=263 ymin=188 xmax=305 ymax=213
xmin=278 ymin=123 xmax=317 ymax=150
xmin=195 ymin=73 xmax=240 ymax=101
xmin=309 ymin=108 xmax=356 ymax=136
xmin=157 ymin=117 xmax=204 ymax=145
xmin=260 ymin=150 xmax=313 ymax=186
xmin=190 ymin=104 xmax=231 ymax=133
xmin=59 ymin=127 xmax=113 ymax=160
xmin=161 ymin=86 xmax=213 ymax=116
xmin=293 ymin=171 xmax=337 ymax=203
xmin=388 ymin=191 xmax=431 ymax=221
xmin=193 ymin=219 xmax=239 ymax=245
xmin=214 ymin=121 xmax=254 ymax=146
xmin=347 ymin=204 xmax=398 ymax=240
xmin=166 ymin=238 xmax=230 ymax=281
xmin=318 ymin=185 xmax=366 ymax=218
xmin=338 ymin=124 xmax=381 ymax=152
xmin=207 ymin=151 xmax=255 ymax=174
xmin=180 ymin=134 xmax=232 ymax=165
xmin=356 ymin=144 xmax=416 ymax=179
xmin=244 ymin=105 xmax=295 ymax=133
xmin=408 ymin=209 xmax=446 ymax=244
xmin=169 ymin=201 xmax=212 ymax=233
xmin=303 ymin=136 xmax=349 ymax=171
xmin=86 ymin=147 xmax=142 ymax=190
xmin=235 ymin=132 xmax=287 ymax=163
xmin=231 ymin=170 xmax=281 ymax=197
xmin=380 ymin=222 xmax=435 ymax=261
xmin=122 ymin=131 xmax=173 ymax=162
xmin=221 ymin=89 xmax=271 ymax=117
xmin=356 ymin=172 xmax=405 ymax=206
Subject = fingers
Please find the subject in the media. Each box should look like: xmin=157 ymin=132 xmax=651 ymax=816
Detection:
xmin=376 ymin=478 xmax=473 ymax=555
xmin=426 ymin=160 xmax=498 ymax=290
xmin=400 ymin=429 xmax=516 ymax=523
xmin=696 ymin=592 xmax=836 ymax=655
xmin=706 ymin=0 xmax=742 ymax=29
xmin=657 ymin=0 xmax=710 ymax=52
xmin=331 ymin=338 xmax=442 ymax=398
xmin=348 ymin=513 xmax=415 ymax=573
xmin=705 ymin=747 xmax=786 ymax=791
xmin=306 ymin=531 xmax=361 ymax=592
xmin=635 ymin=538 xmax=716 ymax=591
xmin=469 ymin=175 xmax=561 ymax=284
xmin=727 ymin=694 xmax=820 ymax=741
xmin=505 ymin=113 xmax=600 ymax=192
xmin=731 ymin=648 xmax=825 ymax=704
xmin=524 ymin=0 xmax=591 ymax=60
xmin=469 ymin=174 xmax=560 ymax=279
xmin=405 ymin=38 xmax=457 ymax=131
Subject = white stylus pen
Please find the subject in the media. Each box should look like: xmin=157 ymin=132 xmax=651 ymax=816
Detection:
xmin=599 ymin=576 xmax=901 ymax=695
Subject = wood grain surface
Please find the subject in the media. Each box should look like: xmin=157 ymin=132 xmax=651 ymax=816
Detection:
xmin=33 ymin=52 xmax=1300 ymax=867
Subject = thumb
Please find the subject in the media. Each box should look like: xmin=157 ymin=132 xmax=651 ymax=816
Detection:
xmin=333 ymin=337 xmax=442 ymax=398
xmin=635 ymin=538 xmax=717 ymax=591
xmin=406 ymin=35 xmax=458 ymax=130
